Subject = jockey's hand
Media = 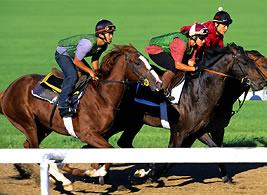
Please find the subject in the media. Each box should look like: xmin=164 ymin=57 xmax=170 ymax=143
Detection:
xmin=188 ymin=60 xmax=195 ymax=66
xmin=90 ymin=72 xmax=98 ymax=80
xmin=194 ymin=64 xmax=204 ymax=72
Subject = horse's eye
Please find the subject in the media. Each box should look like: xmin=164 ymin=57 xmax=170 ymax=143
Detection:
xmin=135 ymin=60 xmax=141 ymax=66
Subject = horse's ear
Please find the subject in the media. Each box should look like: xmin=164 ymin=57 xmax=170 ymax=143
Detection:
xmin=228 ymin=43 xmax=242 ymax=55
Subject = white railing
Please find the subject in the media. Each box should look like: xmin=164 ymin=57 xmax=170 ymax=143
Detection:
xmin=1 ymin=148 xmax=267 ymax=195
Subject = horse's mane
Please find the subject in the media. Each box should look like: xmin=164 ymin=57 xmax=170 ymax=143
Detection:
xmin=246 ymin=50 xmax=263 ymax=57
xmin=198 ymin=43 xmax=244 ymax=69
xmin=96 ymin=45 xmax=137 ymax=78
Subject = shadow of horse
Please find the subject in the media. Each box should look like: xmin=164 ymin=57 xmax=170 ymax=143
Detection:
xmin=51 ymin=162 xmax=267 ymax=194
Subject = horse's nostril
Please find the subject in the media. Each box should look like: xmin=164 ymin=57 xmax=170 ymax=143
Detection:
xmin=156 ymin=81 xmax=162 ymax=86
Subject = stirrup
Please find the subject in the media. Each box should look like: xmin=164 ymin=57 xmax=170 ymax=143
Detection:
xmin=58 ymin=107 xmax=76 ymax=118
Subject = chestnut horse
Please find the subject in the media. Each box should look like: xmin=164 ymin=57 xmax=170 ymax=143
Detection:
xmin=0 ymin=45 xmax=162 ymax=179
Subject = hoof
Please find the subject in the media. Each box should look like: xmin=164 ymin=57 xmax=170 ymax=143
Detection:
xmin=49 ymin=176 xmax=57 ymax=184
xmin=85 ymin=168 xmax=96 ymax=177
xmin=134 ymin=169 xmax=151 ymax=178
xmin=63 ymin=183 xmax=74 ymax=191
xmin=222 ymin=176 xmax=233 ymax=183
xmin=85 ymin=166 xmax=107 ymax=177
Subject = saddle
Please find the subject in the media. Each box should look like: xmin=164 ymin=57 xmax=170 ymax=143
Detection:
xmin=134 ymin=71 xmax=186 ymax=106
xmin=32 ymin=68 xmax=90 ymax=106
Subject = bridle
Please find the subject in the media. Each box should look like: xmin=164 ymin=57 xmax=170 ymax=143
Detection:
xmin=125 ymin=51 xmax=153 ymax=86
xmin=203 ymin=50 xmax=267 ymax=88
xmin=200 ymin=48 xmax=266 ymax=113
xmin=96 ymin=51 xmax=154 ymax=110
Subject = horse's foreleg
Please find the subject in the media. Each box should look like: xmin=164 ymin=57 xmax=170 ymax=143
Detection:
xmin=80 ymin=133 xmax=113 ymax=178
xmin=49 ymin=161 xmax=73 ymax=191
xmin=61 ymin=164 xmax=88 ymax=176
xmin=145 ymin=128 xmax=184 ymax=181
xmin=199 ymin=131 xmax=232 ymax=183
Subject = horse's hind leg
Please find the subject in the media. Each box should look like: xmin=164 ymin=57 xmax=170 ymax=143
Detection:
xmin=4 ymin=115 xmax=40 ymax=148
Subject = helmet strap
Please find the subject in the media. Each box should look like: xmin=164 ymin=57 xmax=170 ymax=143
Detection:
xmin=98 ymin=33 xmax=109 ymax=44
xmin=214 ymin=23 xmax=224 ymax=37
xmin=190 ymin=36 xmax=197 ymax=43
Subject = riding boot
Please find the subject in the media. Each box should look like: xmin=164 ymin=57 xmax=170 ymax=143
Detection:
xmin=58 ymin=97 xmax=76 ymax=118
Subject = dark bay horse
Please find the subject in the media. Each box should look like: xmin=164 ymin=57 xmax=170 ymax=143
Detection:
xmin=62 ymin=44 xmax=267 ymax=184
xmin=0 ymin=45 xmax=162 ymax=178
xmin=102 ymin=44 xmax=267 ymax=181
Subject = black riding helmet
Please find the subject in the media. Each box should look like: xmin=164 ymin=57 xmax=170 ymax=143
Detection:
xmin=213 ymin=10 xmax=233 ymax=25
xmin=95 ymin=19 xmax=116 ymax=37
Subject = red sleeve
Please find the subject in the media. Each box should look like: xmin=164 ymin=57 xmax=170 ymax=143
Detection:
xmin=170 ymin=38 xmax=186 ymax=63
xmin=218 ymin=38 xmax=224 ymax=48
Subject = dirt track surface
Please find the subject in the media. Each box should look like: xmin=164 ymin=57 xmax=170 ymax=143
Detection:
xmin=0 ymin=163 xmax=267 ymax=195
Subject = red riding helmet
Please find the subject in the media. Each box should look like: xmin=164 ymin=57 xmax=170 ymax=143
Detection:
xmin=189 ymin=24 xmax=210 ymax=36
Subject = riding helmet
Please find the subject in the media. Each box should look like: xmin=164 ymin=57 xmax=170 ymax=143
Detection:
xmin=189 ymin=24 xmax=210 ymax=37
xmin=213 ymin=10 xmax=233 ymax=25
xmin=95 ymin=19 xmax=116 ymax=36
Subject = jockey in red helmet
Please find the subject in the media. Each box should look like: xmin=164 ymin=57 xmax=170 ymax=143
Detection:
xmin=180 ymin=7 xmax=233 ymax=60
xmin=145 ymin=24 xmax=209 ymax=91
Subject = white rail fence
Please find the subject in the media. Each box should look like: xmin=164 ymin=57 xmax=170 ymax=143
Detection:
xmin=1 ymin=148 xmax=267 ymax=195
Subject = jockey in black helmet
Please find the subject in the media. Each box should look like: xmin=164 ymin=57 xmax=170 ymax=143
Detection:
xmin=213 ymin=10 xmax=233 ymax=36
xmin=55 ymin=19 xmax=116 ymax=117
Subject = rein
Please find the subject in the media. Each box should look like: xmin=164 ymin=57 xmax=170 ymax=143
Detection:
xmin=203 ymin=54 xmax=251 ymax=85
xmin=95 ymin=51 xmax=152 ymax=111
xmin=201 ymin=49 xmax=266 ymax=113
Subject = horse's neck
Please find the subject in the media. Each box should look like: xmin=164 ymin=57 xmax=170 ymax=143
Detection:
xmin=200 ymin=55 xmax=233 ymax=100
xmin=182 ymin=54 xmax=233 ymax=108
xmin=98 ymin=56 xmax=127 ymax=106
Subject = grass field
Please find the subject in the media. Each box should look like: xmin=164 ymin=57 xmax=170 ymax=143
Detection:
xmin=0 ymin=0 xmax=267 ymax=148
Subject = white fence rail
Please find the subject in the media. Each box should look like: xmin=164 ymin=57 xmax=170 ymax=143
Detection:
xmin=1 ymin=148 xmax=267 ymax=195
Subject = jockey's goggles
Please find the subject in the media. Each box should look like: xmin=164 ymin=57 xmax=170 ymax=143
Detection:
xmin=95 ymin=25 xmax=116 ymax=34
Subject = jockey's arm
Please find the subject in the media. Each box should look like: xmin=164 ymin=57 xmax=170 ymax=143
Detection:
xmin=175 ymin=61 xmax=196 ymax=72
xmin=73 ymin=57 xmax=96 ymax=79
xmin=91 ymin=60 xmax=99 ymax=71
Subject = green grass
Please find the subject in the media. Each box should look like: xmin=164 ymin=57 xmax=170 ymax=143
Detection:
xmin=0 ymin=0 xmax=267 ymax=148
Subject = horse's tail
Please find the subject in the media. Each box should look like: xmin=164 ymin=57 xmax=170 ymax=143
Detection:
xmin=0 ymin=90 xmax=5 ymax=114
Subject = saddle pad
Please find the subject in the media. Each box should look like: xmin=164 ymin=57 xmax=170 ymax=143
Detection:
xmin=169 ymin=77 xmax=185 ymax=104
xmin=32 ymin=77 xmax=59 ymax=104
xmin=32 ymin=76 xmax=89 ymax=111
xmin=40 ymin=73 xmax=63 ymax=93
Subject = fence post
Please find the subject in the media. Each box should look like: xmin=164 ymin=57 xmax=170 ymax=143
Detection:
xmin=40 ymin=153 xmax=65 ymax=195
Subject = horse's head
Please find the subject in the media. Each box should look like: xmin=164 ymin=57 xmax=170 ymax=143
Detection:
xmin=120 ymin=44 xmax=162 ymax=91
xmin=98 ymin=45 xmax=162 ymax=92
xmin=228 ymin=43 xmax=265 ymax=91
xmin=247 ymin=50 xmax=267 ymax=86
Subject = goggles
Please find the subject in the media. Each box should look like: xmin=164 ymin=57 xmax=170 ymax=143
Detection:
xmin=95 ymin=25 xmax=116 ymax=34
xmin=198 ymin=28 xmax=209 ymax=35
